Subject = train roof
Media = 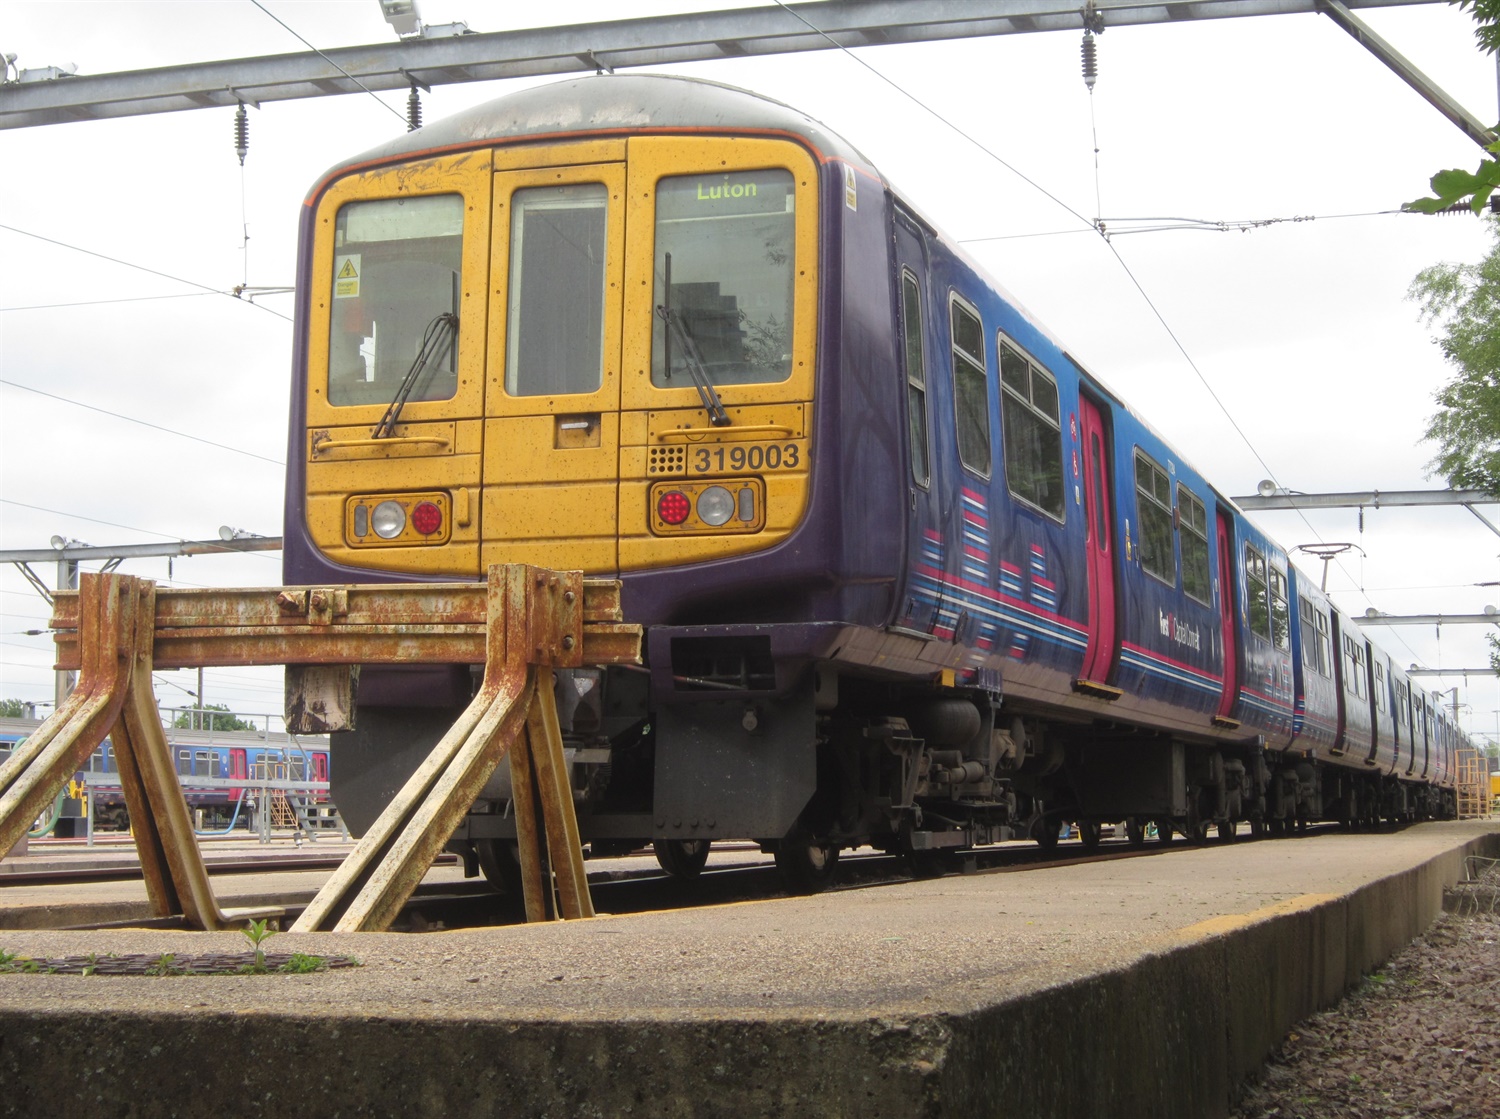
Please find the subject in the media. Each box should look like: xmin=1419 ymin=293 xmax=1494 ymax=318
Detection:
xmin=310 ymin=73 xmax=879 ymax=197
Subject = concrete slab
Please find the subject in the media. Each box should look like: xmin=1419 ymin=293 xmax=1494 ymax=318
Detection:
xmin=1 ymin=821 xmax=1495 ymax=1118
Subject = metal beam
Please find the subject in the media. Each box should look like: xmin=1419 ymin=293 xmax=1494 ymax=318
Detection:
xmin=1233 ymin=488 xmax=1497 ymax=510
xmin=1357 ymin=613 xmax=1500 ymax=625
xmin=1320 ymin=0 xmax=1498 ymax=149
xmin=0 ymin=537 xmax=281 ymax=566
xmin=0 ymin=0 xmax=1444 ymax=130
xmin=1406 ymin=667 xmax=1496 ymax=676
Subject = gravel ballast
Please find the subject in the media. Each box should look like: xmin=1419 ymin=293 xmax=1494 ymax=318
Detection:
xmin=1232 ymin=860 xmax=1500 ymax=1119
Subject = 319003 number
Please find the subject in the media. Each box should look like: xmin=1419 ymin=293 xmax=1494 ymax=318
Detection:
xmin=691 ymin=442 xmax=801 ymax=473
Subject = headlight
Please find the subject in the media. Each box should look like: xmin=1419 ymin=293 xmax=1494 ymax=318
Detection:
xmin=696 ymin=485 xmax=734 ymax=526
xmin=371 ymin=500 xmax=406 ymax=539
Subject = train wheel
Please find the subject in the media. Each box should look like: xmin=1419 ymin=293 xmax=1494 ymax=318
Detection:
xmin=1216 ymin=821 xmax=1237 ymax=843
xmin=1031 ymin=818 xmax=1061 ymax=853
xmin=774 ymin=826 xmax=840 ymax=895
xmin=1077 ymin=820 xmax=1103 ymax=851
xmin=1188 ymin=818 xmax=1211 ymax=846
xmin=1249 ymin=819 xmax=1266 ymax=840
xmin=476 ymin=838 xmax=525 ymax=895
xmin=1153 ymin=818 xmax=1173 ymax=846
xmin=653 ymin=838 xmax=711 ymax=879
xmin=1124 ymin=817 xmax=1146 ymax=847
xmin=904 ymin=849 xmax=949 ymax=879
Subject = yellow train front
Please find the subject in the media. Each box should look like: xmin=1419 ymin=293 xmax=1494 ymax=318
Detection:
xmin=284 ymin=75 xmax=911 ymax=890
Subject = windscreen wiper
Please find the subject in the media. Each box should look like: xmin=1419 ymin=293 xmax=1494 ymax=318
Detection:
xmin=372 ymin=311 xmax=458 ymax=439
xmin=655 ymin=305 xmax=731 ymax=427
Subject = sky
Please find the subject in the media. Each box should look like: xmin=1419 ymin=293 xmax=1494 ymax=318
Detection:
xmin=2 ymin=0 xmax=1499 ymax=746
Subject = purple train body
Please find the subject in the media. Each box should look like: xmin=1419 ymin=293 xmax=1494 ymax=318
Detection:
xmin=281 ymin=75 xmax=1460 ymax=890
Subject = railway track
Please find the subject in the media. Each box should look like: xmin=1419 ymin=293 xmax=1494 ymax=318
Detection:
xmin=11 ymin=825 xmax=1355 ymax=933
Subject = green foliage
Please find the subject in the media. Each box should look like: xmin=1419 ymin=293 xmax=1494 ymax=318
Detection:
xmin=0 ymin=698 xmax=30 ymax=718
xmin=1405 ymin=3 xmax=1500 ymax=214
xmin=1405 ymin=145 xmax=1500 ymax=216
xmin=1458 ymin=0 xmax=1500 ymax=53
xmin=147 ymin=953 xmax=181 ymax=977
xmin=0 ymin=949 xmax=39 ymax=974
xmin=241 ymin=918 xmax=276 ymax=970
xmin=1489 ymin=633 xmax=1500 ymax=676
xmin=278 ymin=953 xmax=325 ymax=974
xmin=172 ymin=703 xmax=255 ymax=732
xmin=1409 ymin=216 xmax=1500 ymax=495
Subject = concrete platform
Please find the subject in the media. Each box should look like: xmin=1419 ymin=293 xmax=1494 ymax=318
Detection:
xmin=1 ymin=821 xmax=1496 ymax=1118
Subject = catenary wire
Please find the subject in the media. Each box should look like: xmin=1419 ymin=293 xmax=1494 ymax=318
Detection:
xmin=0 ymin=379 xmax=285 ymax=467
xmin=251 ymin=0 xmax=410 ymax=128
xmin=1 ymin=292 xmax=224 ymax=313
xmin=0 ymin=224 xmax=292 ymax=322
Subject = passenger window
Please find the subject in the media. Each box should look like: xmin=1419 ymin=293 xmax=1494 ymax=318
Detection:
xmin=949 ymin=297 xmax=991 ymax=477
xmin=901 ymin=272 xmax=930 ymax=487
xmin=1269 ymin=567 xmax=1290 ymax=650
xmin=328 ymin=194 xmax=462 ymax=407
xmin=1343 ymin=634 xmax=1367 ymax=698
xmin=998 ymin=338 xmax=1064 ymax=517
xmin=1373 ymin=662 xmax=1387 ymax=712
xmin=1299 ymin=597 xmax=1327 ymax=676
xmin=1134 ymin=453 xmax=1175 ymax=584
xmin=1178 ymin=487 xmax=1211 ymax=604
xmin=1245 ymin=545 xmax=1271 ymax=642
xmin=507 ymin=183 xmax=608 ymax=396
xmin=651 ymin=169 xmax=795 ymax=387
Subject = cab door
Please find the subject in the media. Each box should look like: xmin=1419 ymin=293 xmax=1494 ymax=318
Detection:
xmin=303 ymin=152 xmax=493 ymax=578
xmin=482 ymin=142 xmax=627 ymax=574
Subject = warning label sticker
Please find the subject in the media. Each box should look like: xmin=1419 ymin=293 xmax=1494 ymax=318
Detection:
xmin=334 ymin=254 xmax=360 ymax=298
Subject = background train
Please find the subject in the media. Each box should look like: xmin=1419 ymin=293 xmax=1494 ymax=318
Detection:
xmin=280 ymin=74 xmax=1465 ymax=891
xmin=0 ymin=717 xmax=330 ymax=834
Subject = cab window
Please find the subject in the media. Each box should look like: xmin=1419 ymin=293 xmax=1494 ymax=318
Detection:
xmin=651 ymin=169 xmax=796 ymax=386
xmin=506 ymin=184 xmax=608 ymax=396
xmin=327 ymin=194 xmax=463 ymax=407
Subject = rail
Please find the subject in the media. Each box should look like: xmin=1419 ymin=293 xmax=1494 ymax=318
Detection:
xmin=0 ymin=565 xmax=641 ymax=932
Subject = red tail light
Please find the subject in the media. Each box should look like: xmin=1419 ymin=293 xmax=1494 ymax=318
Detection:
xmin=657 ymin=490 xmax=691 ymax=525
xmin=411 ymin=501 xmax=443 ymax=536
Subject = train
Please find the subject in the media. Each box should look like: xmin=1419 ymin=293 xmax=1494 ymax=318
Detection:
xmin=280 ymin=73 xmax=1465 ymax=892
xmin=0 ymin=717 xmax=330 ymax=833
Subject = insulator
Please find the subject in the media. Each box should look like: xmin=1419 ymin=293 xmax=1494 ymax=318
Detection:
xmin=407 ymin=84 xmax=422 ymax=132
xmin=1081 ymin=31 xmax=1098 ymax=92
xmin=233 ymin=102 xmax=249 ymax=166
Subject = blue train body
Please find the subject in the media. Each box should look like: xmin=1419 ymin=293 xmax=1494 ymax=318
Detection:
xmin=0 ymin=719 xmax=330 ymax=833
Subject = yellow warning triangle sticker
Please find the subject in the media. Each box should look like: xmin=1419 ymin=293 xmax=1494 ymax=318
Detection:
xmin=337 ymin=259 xmax=358 ymax=279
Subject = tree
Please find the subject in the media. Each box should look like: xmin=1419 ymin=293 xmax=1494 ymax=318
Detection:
xmin=0 ymin=698 xmax=32 ymax=718
xmin=172 ymin=703 xmax=255 ymax=733
xmin=1408 ymin=215 xmax=1500 ymax=494
xmin=1405 ymin=1 xmax=1500 ymax=214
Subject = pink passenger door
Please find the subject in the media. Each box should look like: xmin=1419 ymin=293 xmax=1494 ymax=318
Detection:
xmin=1077 ymin=395 xmax=1116 ymax=688
xmin=1214 ymin=512 xmax=1239 ymax=723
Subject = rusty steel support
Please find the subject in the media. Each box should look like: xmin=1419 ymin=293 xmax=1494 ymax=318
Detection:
xmin=13 ymin=564 xmax=638 ymax=933
xmin=292 ymin=565 xmax=598 ymax=932
xmin=0 ymin=575 xmax=136 ymax=858
xmin=0 ymin=574 xmax=282 ymax=930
